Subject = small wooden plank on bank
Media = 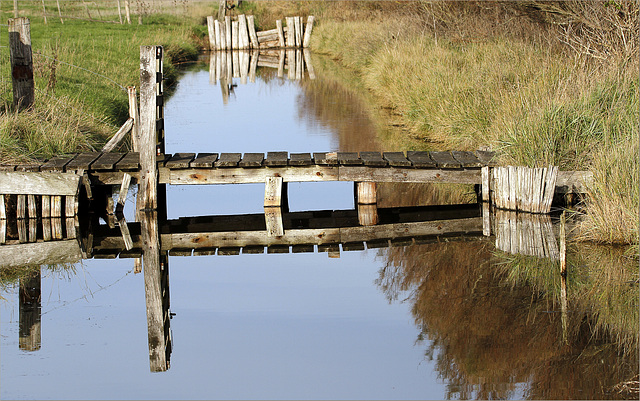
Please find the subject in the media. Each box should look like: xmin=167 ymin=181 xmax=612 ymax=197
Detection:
xmin=165 ymin=153 xmax=196 ymax=169
xmin=190 ymin=153 xmax=218 ymax=168
xmin=359 ymin=152 xmax=387 ymax=167
xmin=429 ymin=151 xmax=462 ymax=168
xmin=338 ymin=152 xmax=363 ymax=165
xmin=92 ymin=152 xmax=126 ymax=170
xmin=407 ymin=151 xmax=437 ymax=168
xmin=264 ymin=152 xmax=288 ymax=167
xmin=289 ymin=153 xmax=313 ymax=166
xmin=215 ymin=153 xmax=242 ymax=167
xmin=451 ymin=151 xmax=483 ymax=168
xmin=475 ymin=150 xmax=497 ymax=166
xmin=383 ymin=152 xmax=412 ymax=167
xmin=40 ymin=154 xmax=76 ymax=172
xmin=239 ymin=153 xmax=264 ymax=168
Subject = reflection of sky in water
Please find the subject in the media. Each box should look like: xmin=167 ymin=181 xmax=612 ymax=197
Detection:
xmin=0 ymin=60 xmax=445 ymax=400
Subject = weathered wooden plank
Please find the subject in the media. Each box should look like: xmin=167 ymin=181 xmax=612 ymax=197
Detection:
xmin=242 ymin=246 xmax=264 ymax=254
xmin=356 ymin=182 xmax=377 ymax=205
xmin=0 ymin=239 xmax=82 ymax=268
xmin=303 ymin=16 xmax=315 ymax=48
xmin=116 ymin=173 xmax=132 ymax=213
xmin=338 ymin=152 xmax=363 ymax=165
xmin=0 ymin=194 xmax=5 ymax=219
xmin=264 ymin=152 xmax=288 ymax=167
xmin=0 ymin=219 xmax=5 ymax=244
xmin=451 ymin=151 xmax=482 ymax=168
xmin=342 ymin=241 xmax=365 ymax=251
xmin=383 ymin=152 xmax=412 ymax=167
xmin=341 ymin=217 xmax=483 ymax=243
xmin=359 ymin=152 xmax=387 ymax=167
xmin=214 ymin=153 xmax=242 ymax=167
xmin=256 ymin=28 xmax=279 ymax=38
xmin=169 ymin=248 xmax=192 ymax=256
xmin=267 ymin=245 xmax=289 ymax=254
xmin=51 ymin=217 xmax=63 ymax=240
xmin=291 ymin=244 xmax=314 ymax=253
xmin=357 ymin=204 xmax=378 ymax=226
xmin=289 ymin=153 xmax=313 ymax=166
xmin=116 ymin=152 xmax=140 ymax=170
xmin=313 ymin=152 xmax=339 ymax=165
xmin=92 ymin=152 xmax=126 ymax=170
xmin=265 ymin=207 xmax=284 ymax=237
xmin=190 ymin=153 xmax=219 ymax=168
xmin=15 ymin=163 xmax=41 ymax=172
xmin=165 ymin=153 xmax=196 ymax=169
xmin=239 ymin=153 xmax=264 ymax=168
xmin=339 ymin=166 xmax=481 ymax=184
xmin=163 ymin=165 xmax=339 ymax=185
xmin=40 ymin=155 xmax=75 ymax=172
xmin=218 ymin=247 xmax=241 ymax=256
xmin=429 ymin=151 xmax=461 ymax=168
xmin=65 ymin=152 xmax=102 ymax=171
xmin=475 ymin=150 xmax=497 ymax=166
xmin=139 ymin=46 xmax=159 ymax=211
xmin=0 ymin=172 xmax=80 ymax=196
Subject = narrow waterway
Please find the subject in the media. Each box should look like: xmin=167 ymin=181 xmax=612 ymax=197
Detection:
xmin=1 ymin=52 xmax=637 ymax=400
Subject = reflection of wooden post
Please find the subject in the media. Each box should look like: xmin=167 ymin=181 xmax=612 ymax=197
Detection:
xmin=356 ymin=182 xmax=378 ymax=226
xmin=265 ymin=207 xmax=284 ymax=237
xmin=302 ymin=49 xmax=315 ymax=80
xmin=9 ymin=17 xmax=35 ymax=110
xmin=560 ymin=274 xmax=568 ymax=344
xmin=141 ymin=211 xmax=170 ymax=372
xmin=559 ymin=211 xmax=567 ymax=276
xmin=19 ymin=271 xmax=41 ymax=351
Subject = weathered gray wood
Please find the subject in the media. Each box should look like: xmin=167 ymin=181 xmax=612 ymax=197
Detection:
xmin=267 ymin=245 xmax=290 ymax=254
xmin=264 ymin=176 xmax=283 ymax=208
xmin=302 ymin=49 xmax=315 ymax=80
xmin=64 ymin=195 xmax=77 ymax=217
xmin=313 ymin=152 xmax=339 ymax=165
xmin=165 ymin=153 xmax=196 ymax=169
xmin=164 ymin=165 xmax=339 ymax=185
xmin=285 ymin=17 xmax=295 ymax=47
xmin=475 ymin=150 xmax=497 ymax=166
xmin=66 ymin=152 xmax=101 ymax=171
xmin=482 ymin=201 xmax=490 ymax=236
xmin=481 ymin=166 xmax=490 ymax=202
xmin=383 ymin=152 xmax=411 ymax=167
xmin=116 ymin=173 xmax=132 ymax=212
xmin=9 ymin=18 xmax=34 ymax=110
xmin=278 ymin=49 xmax=285 ymax=77
xmin=17 ymin=219 xmax=27 ymax=243
xmin=51 ymin=196 xmax=62 ymax=218
xmin=451 ymin=151 xmax=482 ymax=168
xmin=342 ymin=242 xmax=365 ymax=251
xmin=118 ymin=215 xmax=133 ymax=251
xmin=339 ymin=166 xmax=481 ymax=184
xmin=356 ymin=182 xmax=377 ymax=205
xmin=264 ymin=152 xmax=288 ymax=167
xmin=429 ymin=151 xmax=461 ymax=168
xmin=65 ymin=217 xmax=77 ymax=239
xmin=239 ymin=153 xmax=264 ymax=168
xmin=17 ymin=195 xmax=26 ymax=219
xmin=265 ymin=207 xmax=284 ymax=237
xmin=357 ymin=204 xmax=378 ymax=226
xmin=214 ymin=18 xmax=222 ymax=50
xmin=27 ymin=194 xmax=37 ymax=218
xmin=238 ymin=14 xmax=249 ymax=50
xmin=215 ymin=153 xmax=242 ymax=167
xmin=15 ymin=163 xmax=40 ymax=172
xmin=276 ymin=19 xmax=285 ymax=48
xmin=190 ymin=153 xmax=218 ymax=168
xmin=41 ymin=195 xmax=50 ymax=218
xmin=0 ymin=194 xmax=5 ymax=219
xmin=0 ymin=171 xmax=81 ymax=196
xmin=225 ymin=16 xmax=232 ymax=50
xmin=40 ymin=155 xmax=74 ymax=172
xmin=291 ymin=244 xmax=314 ymax=253
xmin=257 ymin=28 xmax=279 ymax=38
xmin=116 ymin=152 xmax=140 ymax=170
xmin=242 ymin=246 xmax=264 ymax=254
xmin=0 ymin=239 xmax=82 ymax=268
xmin=206 ymin=16 xmax=215 ymax=49
xmin=0 ymin=219 xmax=5 ymax=244
xmin=303 ymin=16 xmax=315 ymax=48
xmin=92 ymin=152 xmax=126 ymax=170
xmin=359 ymin=152 xmax=387 ymax=167
xmin=249 ymin=50 xmax=259 ymax=83
xmin=294 ymin=16 xmax=303 ymax=47
xmin=139 ymin=45 xmax=158 ymax=210
xmin=51 ymin=217 xmax=63 ymax=239
xmin=338 ymin=152 xmax=362 ymax=165
xmin=289 ymin=153 xmax=313 ymax=166
xmin=247 ymin=15 xmax=259 ymax=48
xmin=102 ymin=118 xmax=134 ymax=152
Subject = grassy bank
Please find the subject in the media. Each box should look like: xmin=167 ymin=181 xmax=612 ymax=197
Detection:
xmin=0 ymin=3 xmax=208 ymax=164
xmin=253 ymin=1 xmax=638 ymax=248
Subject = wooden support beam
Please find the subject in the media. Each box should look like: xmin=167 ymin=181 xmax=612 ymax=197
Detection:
xmin=0 ymin=171 xmax=81 ymax=196
xmin=9 ymin=17 xmax=35 ymax=110
xmin=356 ymin=182 xmax=377 ymax=205
xmin=357 ymin=204 xmax=378 ymax=226
xmin=17 ymin=195 xmax=26 ymax=219
xmin=102 ymin=118 xmax=133 ymax=153
xmin=116 ymin=173 xmax=132 ymax=214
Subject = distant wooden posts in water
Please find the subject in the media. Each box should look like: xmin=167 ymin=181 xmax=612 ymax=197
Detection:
xmin=207 ymin=14 xmax=314 ymax=50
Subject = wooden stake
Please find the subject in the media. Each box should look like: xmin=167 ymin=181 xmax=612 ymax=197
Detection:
xmin=247 ymin=15 xmax=259 ymax=49
xmin=124 ymin=0 xmax=131 ymax=24
xmin=238 ymin=14 xmax=249 ymax=50
xmin=17 ymin=194 xmax=26 ymax=219
xmin=128 ymin=86 xmax=139 ymax=152
xmin=285 ymin=17 xmax=295 ymax=47
xmin=9 ymin=17 xmax=35 ymax=110
xmin=206 ymin=16 xmax=215 ymax=50
xmin=559 ymin=210 xmax=567 ymax=276
xmin=139 ymin=46 xmax=158 ymax=210
xmin=303 ymin=16 xmax=315 ymax=48
xmin=41 ymin=0 xmax=47 ymax=24
xmin=276 ymin=19 xmax=285 ymax=48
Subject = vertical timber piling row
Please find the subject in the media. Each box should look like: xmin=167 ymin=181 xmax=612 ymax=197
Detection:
xmin=8 ymin=17 xmax=35 ymax=110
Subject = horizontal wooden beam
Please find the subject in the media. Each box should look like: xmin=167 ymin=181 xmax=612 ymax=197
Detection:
xmin=0 ymin=239 xmax=82 ymax=268
xmin=0 ymin=171 xmax=81 ymax=195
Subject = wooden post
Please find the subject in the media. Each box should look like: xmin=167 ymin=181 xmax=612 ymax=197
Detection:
xmin=482 ymin=201 xmax=491 ymax=237
xmin=206 ymin=16 xmax=215 ymax=50
xmin=41 ymin=0 xmax=47 ymax=24
xmin=294 ymin=16 xmax=303 ymax=47
xmin=225 ymin=16 xmax=232 ymax=50
xmin=285 ymin=17 xmax=295 ymax=48
xmin=357 ymin=204 xmax=378 ymax=226
xmin=276 ymin=19 xmax=285 ymax=48
xmin=0 ymin=194 xmax=5 ymax=219
xmin=214 ymin=19 xmax=222 ymax=50
xmin=238 ymin=14 xmax=249 ymax=50
xmin=124 ymin=0 xmax=131 ymax=24
xmin=56 ymin=0 xmax=63 ymax=23
xmin=264 ymin=176 xmax=283 ymax=207
xmin=219 ymin=20 xmax=227 ymax=50
xmin=217 ymin=0 xmax=226 ymax=21
xmin=128 ymin=86 xmax=139 ymax=151
xmin=116 ymin=0 xmax=123 ymax=23
xmin=19 ymin=271 xmax=41 ymax=351
xmin=9 ymin=17 xmax=35 ymax=110
xmin=303 ymin=16 xmax=315 ymax=48
xmin=139 ymin=46 xmax=159 ymax=210
xmin=481 ymin=166 xmax=490 ymax=202
xmin=247 ymin=15 xmax=259 ymax=49
xmin=232 ymin=21 xmax=239 ymax=50
xmin=116 ymin=172 xmax=132 ymax=214
xmin=264 ymin=207 xmax=284 ymax=237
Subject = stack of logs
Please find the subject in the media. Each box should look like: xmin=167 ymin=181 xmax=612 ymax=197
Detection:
xmin=207 ymin=14 xmax=315 ymax=50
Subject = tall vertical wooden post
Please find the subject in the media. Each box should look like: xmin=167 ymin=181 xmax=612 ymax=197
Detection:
xmin=124 ymin=0 xmax=131 ymax=24
xmin=139 ymin=46 xmax=158 ymax=210
xmin=9 ymin=17 xmax=34 ymax=110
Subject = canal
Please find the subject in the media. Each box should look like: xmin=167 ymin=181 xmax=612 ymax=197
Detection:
xmin=1 ymin=51 xmax=637 ymax=400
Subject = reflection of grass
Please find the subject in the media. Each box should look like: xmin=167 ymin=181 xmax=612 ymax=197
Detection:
xmin=0 ymin=263 xmax=77 ymax=293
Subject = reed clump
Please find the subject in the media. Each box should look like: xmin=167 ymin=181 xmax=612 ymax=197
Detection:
xmin=308 ymin=1 xmax=639 ymax=247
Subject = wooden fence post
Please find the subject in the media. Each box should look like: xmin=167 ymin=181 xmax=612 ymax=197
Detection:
xmin=41 ymin=0 xmax=47 ymax=24
xmin=9 ymin=17 xmax=34 ymax=111
xmin=56 ymin=0 xmax=63 ymax=23
xmin=124 ymin=0 xmax=131 ymax=24
xmin=139 ymin=46 xmax=158 ymax=210
xmin=303 ymin=16 xmax=315 ymax=48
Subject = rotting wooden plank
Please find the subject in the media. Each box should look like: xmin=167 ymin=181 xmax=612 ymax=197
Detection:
xmin=0 ymin=239 xmax=82 ymax=268
xmin=429 ymin=151 xmax=461 ymax=168
xmin=218 ymin=247 xmax=241 ymax=256
xmin=17 ymin=219 xmax=27 ymax=243
xmin=339 ymin=166 xmax=481 ymax=184
xmin=15 ymin=163 xmax=41 ymax=172
xmin=239 ymin=153 xmax=264 ymax=168
xmin=359 ymin=152 xmax=388 ymax=167
xmin=214 ymin=153 xmax=242 ymax=167
xmin=264 ymin=152 xmax=289 ymax=167
xmin=190 ymin=153 xmax=219 ymax=168
xmin=16 ymin=195 xmax=26 ymax=219
xmin=40 ymin=155 xmax=75 ymax=172
xmin=267 ymin=245 xmax=289 ymax=254
xmin=291 ymin=244 xmax=314 ymax=253
xmin=116 ymin=152 xmax=140 ymax=170
xmin=451 ymin=151 xmax=483 ymax=168
xmin=27 ymin=194 xmax=37 ymax=218
xmin=242 ymin=246 xmax=264 ymax=254
xmin=92 ymin=152 xmax=126 ymax=170
xmin=289 ymin=153 xmax=313 ymax=166
xmin=164 ymin=165 xmax=339 ymax=185
xmin=338 ymin=152 xmax=363 ymax=165
xmin=475 ymin=150 xmax=497 ymax=166
xmin=51 ymin=217 xmax=63 ymax=239
xmin=165 ymin=153 xmax=196 ymax=169
xmin=342 ymin=241 xmax=365 ymax=251
xmin=383 ymin=152 xmax=412 ymax=167
xmin=313 ymin=152 xmax=339 ymax=165
xmin=0 ymin=172 xmax=81 ymax=196
xmin=65 ymin=152 xmax=102 ymax=171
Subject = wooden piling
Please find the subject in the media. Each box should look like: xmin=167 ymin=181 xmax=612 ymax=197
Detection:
xmin=264 ymin=207 xmax=284 ymax=237
xmin=9 ymin=18 xmax=35 ymax=110
xmin=238 ymin=14 xmax=250 ymax=50
xmin=206 ymin=16 xmax=215 ymax=50
xmin=139 ymin=46 xmax=159 ymax=210
xmin=276 ymin=19 xmax=285 ymax=48
xmin=124 ymin=0 xmax=131 ymax=24
xmin=294 ymin=16 xmax=303 ymax=47
xmin=225 ymin=17 xmax=232 ymax=50
xmin=303 ymin=16 xmax=315 ymax=48
xmin=128 ymin=86 xmax=139 ymax=152
xmin=285 ymin=17 xmax=295 ymax=48
xmin=214 ymin=18 xmax=222 ymax=50
xmin=232 ymin=21 xmax=239 ymax=50
xmin=264 ymin=176 xmax=283 ymax=207
xmin=0 ymin=195 xmax=5 ymax=219
xmin=247 ymin=15 xmax=259 ymax=49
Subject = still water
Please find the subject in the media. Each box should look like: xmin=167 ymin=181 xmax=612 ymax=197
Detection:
xmin=1 ymin=52 xmax=637 ymax=400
